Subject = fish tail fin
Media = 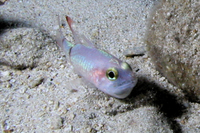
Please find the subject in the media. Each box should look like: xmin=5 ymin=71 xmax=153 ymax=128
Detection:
xmin=56 ymin=16 xmax=65 ymax=49
xmin=56 ymin=16 xmax=74 ymax=58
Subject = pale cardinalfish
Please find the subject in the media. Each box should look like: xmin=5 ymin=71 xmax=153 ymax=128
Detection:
xmin=56 ymin=16 xmax=137 ymax=98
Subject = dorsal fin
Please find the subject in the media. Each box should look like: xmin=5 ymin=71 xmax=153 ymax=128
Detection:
xmin=66 ymin=16 xmax=82 ymax=45
xmin=66 ymin=16 xmax=95 ymax=48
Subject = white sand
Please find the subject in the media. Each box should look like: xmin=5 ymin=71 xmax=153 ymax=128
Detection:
xmin=0 ymin=0 xmax=199 ymax=132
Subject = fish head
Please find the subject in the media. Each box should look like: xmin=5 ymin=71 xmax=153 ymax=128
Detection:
xmin=97 ymin=61 xmax=138 ymax=99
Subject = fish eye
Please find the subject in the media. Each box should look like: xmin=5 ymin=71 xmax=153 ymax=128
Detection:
xmin=121 ymin=62 xmax=132 ymax=70
xmin=106 ymin=68 xmax=118 ymax=81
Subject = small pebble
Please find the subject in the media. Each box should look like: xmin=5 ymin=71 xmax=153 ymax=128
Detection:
xmin=88 ymin=113 xmax=96 ymax=119
xmin=48 ymin=100 xmax=54 ymax=105
xmin=68 ymin=113 xmax=75 ymax=120
xmin=60 ymin=64 xmax=65 ymax=68
xmin=2 ymin=82 xmax=12 ymax=88
xmin=1 ymin=71 xmax=10 ymax=77
xmin=57 ymin=106 xmax=67 ymax=114
xmin=29 ymin=77 xmax=44 ymax=88
xmin=50 ymin=116 xmax=63 ymax=129
xmin=0 ymin=71 xmax=12 ymax=81
xmin=14 ymin=70 xmax=22 ymax=75
xmin=64 ymin=125 xmax=73 ymax=132
xmin=19 ymin=87 xmax=27 ymax=93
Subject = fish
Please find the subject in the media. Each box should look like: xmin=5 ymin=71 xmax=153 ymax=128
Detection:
xmin=56 ymin=16 xmax=137 ymax=99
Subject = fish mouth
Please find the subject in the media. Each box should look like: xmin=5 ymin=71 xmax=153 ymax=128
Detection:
xmin=113 ymin=79 xmax=138 ymax=98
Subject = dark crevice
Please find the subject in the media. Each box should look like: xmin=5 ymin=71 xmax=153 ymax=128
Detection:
xmin=12 ymin=64 xmax=36 ymax=70
xmin=0 ymin=59 xmax=37 ymax=70
xmin=0 ymin=18 xmax=31 ymax=35
xmin=0 ymin=1 xmax=7 ymax=5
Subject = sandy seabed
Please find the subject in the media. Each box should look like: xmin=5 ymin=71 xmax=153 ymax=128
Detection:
xmin=0 ymin=0 xmax=200 ymax=132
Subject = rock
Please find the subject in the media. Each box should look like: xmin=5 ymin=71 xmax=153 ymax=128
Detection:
xmin=146 ymin=0 xmax=200 ymax=102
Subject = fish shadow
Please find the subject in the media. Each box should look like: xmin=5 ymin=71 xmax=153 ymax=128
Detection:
xmin=0 ymin=18 xmax=31 ymax=35
xmin=121 ymin=77 xmax=187 ymax=133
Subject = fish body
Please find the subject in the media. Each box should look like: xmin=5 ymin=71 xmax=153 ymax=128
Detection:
xmin=56 ymin=16 xmax=137 ymax=99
